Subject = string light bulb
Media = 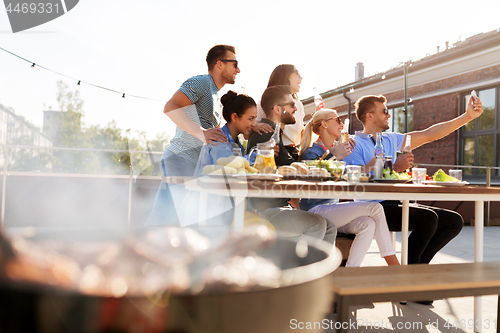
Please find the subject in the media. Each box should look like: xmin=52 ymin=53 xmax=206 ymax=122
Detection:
xmin=31 ymin=63 xmax=35 ymax=68
xmin=350 ymin=87 xmax=354 ymax=93
xmin=77 ymin=80 xmax=81 ymax=85
xmin=381 ymin=75 xmax=386 ymax=80
xmin=122 ymin=93 xmax=125 ymax=98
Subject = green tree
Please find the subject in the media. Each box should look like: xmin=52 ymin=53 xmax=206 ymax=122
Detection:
xmin=136 ymin=131 xmax=170 ymax=176
xmin=6 ymin=113 xmax=58 ymax=172
xmin=145 ymin=132 xmax=170 ymax=152
xmin=50 ymin=81 xmax=169 ymax=175
xmin=8 ymin=133 xmax=58 ymax=172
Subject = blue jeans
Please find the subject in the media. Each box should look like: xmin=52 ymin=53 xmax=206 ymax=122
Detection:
xmin=145 ymin=150 xmax=197 ymax=226
xmin=146 ymin=149 xmax=234 ymax=227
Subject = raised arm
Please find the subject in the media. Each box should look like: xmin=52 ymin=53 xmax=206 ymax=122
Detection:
xmin=405 ymin=96 xmax=483 ymax=150
xmin=164 ymin=90 xmax=227 ymax=144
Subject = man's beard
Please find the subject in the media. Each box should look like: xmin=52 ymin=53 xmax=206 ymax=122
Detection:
xmin=222 ymin=71 xmax=235 ymax=84
xmin=283 ymin=114 xmax=296 ymax=125
xmin=377 ymin=119 xmax=389 ymax=131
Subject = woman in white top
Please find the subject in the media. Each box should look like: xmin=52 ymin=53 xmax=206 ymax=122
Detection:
xmin=257 ymin=64 xmax=312 ymax=159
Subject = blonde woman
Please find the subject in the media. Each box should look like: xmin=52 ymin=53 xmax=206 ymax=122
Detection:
xmin=298 ymin=109 xmax=399 ymax=267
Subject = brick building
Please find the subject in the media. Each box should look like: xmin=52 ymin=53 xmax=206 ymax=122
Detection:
xmin=303 ymin=29 xmax=500 ymax=183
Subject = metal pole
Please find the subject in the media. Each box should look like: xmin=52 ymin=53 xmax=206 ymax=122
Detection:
xmin=128 ymin=151 xmax=133 ymax=226
xmin=486 ymin=168 xmax=491 ymax=226
xmin=401 ymin=200 xmax=410 ymax=265
xmin=474 ymin=200 xmax=484 ymax=332
xmin=486 ymin=167 xmax=491 ymax=187
xmin=342 ymin=89 xmax=352 ymax=134
xmin=404 ymin=62 xmax=409 ymax=134
xmin=1 ymin=147 xmax=8 ymax=226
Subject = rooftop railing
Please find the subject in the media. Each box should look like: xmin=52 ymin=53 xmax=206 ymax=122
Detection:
xmin=415 ymin=163 xmax=500 ymax=227
xmin=415 ymin=163 xmax=500 ymax=187
xmin=1 ymin=145 xmax=499 ymax=226
xmin=0 ymin=144 xmax=163 ymax=226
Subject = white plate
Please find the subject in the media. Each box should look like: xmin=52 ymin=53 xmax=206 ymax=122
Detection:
xmin=201 ymin=173 xmax=236 ymax=178
xmin=373 ymin=178 xmax=411 ymax=184
xmin=422 ymin=180 xmax=469 ymax=187
xmin=282 ymin=175 xmax=332 ymax=181
xmin=233 ymin=173 xmax=283 ymax=181
xmin=202 ymin=173 xmax=282 ymax=181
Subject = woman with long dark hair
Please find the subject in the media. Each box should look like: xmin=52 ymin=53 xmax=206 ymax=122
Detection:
xmin=195 ymin=90 xmax=258 ymax=165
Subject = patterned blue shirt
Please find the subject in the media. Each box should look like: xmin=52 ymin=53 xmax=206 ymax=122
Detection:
xmin=166 ymin=74 xmax=222 ymax=165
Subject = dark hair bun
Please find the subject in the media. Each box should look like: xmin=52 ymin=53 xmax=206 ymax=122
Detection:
xmin=221 ymin=90 xmax=238 ymax=106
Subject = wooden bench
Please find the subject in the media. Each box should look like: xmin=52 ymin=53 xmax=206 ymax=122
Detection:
xmin=331 ymin=262 xmax=500 ymax=332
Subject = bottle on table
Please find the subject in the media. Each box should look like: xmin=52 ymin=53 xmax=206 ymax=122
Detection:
xmin=374 ymin=132 xmax=384 ymax=156
xmin=384 ymin=156 xmax=393 ymax=171
xmin=270 ymin=122 xmax=281 ymax=147
xmin=374 ymin=156 xmax=384 ymax=179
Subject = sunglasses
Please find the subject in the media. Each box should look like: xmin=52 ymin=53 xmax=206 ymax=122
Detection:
xmin=292 ymin=69 xmax=302 ymax=79
xmin=324 ymin=117 xmax=343 ymax=125
xmin=278 ymin=101 xmax=296 ymax=108
xmin=218 ymin=59 xmax=238 ymax=68
xmin=369 ymin=108 xmax=389 ymax=115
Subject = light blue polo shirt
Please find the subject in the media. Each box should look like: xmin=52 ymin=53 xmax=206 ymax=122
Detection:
xmin=343 ymin=131 xmax=406 ymax=167
xmin=343 ymin=131 xmax=406 ymax=203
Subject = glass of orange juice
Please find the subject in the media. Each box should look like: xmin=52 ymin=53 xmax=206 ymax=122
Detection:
xmin=254 ymin=149 xmax=276 ymax=173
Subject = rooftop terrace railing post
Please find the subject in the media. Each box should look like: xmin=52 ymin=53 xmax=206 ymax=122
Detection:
xmin=486 ymin=167 xmax=491 ymax=226
xmin=403 ymin=61 xmax=411 ymax=134
xmin=128 ymin=151 xmax=133 ymax=226
xmin=486 ymin=167 xmax=491 ymax=188
xmin=1 ymin=146 xmax=8 ymax=226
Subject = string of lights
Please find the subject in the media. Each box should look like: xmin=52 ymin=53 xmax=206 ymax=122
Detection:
xmin=1 ymin=46 xmax=411 ymax=105
xmin=0 ymin=46 xmax=167 ymax=103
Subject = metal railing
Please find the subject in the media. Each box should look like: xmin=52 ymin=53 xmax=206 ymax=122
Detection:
xmin=415 ymin=163 xmax=500 ymax=186
xmin=415 ymin=163 xmax=500 ymax=226
xmin=0 ymin=144 xmax=163 ymax=226
xmin=1 ymin=145 xmax=499 ymax=227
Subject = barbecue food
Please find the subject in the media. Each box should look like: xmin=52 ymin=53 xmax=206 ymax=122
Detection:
xmin=0 ymin=226 xmax=280 ymax=296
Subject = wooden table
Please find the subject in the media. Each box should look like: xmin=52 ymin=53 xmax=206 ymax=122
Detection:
xmin=168 ymin=177 xmax=500 ymax=331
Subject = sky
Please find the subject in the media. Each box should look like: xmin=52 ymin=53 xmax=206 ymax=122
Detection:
xmin=0 ymin=0 xmax=499 ymax=144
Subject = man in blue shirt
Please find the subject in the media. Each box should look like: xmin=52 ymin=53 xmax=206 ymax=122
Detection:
xmin=343 ymin=94 xmax=483 ymax=270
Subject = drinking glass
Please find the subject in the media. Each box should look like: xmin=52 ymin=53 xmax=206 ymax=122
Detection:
xmin=346 ymin=165 xmax=361 ymax=184
xmin=331 ymin=161 xmax=346 ymax=180
xmin=449 ymin=169 xmax=463 ymax=181
xmin=412 ymin=168 xmax=427 ymax=184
